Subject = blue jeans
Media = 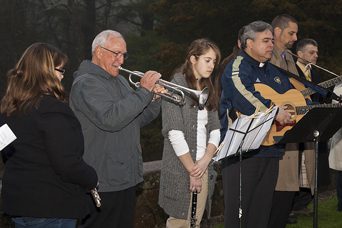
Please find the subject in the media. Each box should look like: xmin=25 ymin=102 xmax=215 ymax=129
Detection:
xmin=12 ymin=217 xmax=77 ymax=228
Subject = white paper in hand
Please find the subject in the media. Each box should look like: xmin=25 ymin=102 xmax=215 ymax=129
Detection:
xmin=214 ymin=106 xmax=278 ymax=161
xmin=0 ymin=124 xmax=17 ymax=151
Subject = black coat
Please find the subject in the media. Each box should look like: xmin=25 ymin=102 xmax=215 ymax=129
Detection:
xmin=1 ymin=95 xmax=98 ymax=219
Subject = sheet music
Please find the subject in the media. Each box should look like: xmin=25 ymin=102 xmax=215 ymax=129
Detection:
xmin=0 ymin=124 xmax=17 ymax=151
xmin=214 ymin=106 xmax=278 ymax=161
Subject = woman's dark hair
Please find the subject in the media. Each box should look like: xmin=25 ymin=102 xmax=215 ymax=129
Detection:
xmin=0 ymin=42 xmax=68 ymax=116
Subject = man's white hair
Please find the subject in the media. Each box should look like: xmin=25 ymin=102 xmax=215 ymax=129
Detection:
xmin=91 ymin=30 xmax=123 ymax=54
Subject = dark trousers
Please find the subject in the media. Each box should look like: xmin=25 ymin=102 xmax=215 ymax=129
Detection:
xmin=268 ymin=191 xmax=296 ymax=228
xmin=292 ymin=188 xmax=312 ymax=211
xmin=79 ymin=186 xmax=137 ymax=228
xmin=337 ymin=171 xmax=342 ymax=211
xmin=317 ymin=142 xmax=331 ymax=188
xmin=221 ymin=156 xmax=279 ymax=228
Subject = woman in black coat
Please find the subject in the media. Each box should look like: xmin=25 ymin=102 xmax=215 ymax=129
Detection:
xmin=0 ymin=42 xmax=98 ymax=228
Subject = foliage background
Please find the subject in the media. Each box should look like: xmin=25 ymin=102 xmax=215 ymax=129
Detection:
xmin=1 ymin=0 xmax=341 ymax=161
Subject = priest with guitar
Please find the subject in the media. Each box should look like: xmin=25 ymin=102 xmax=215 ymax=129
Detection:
xmin=220 ymin=21 xmax=297 ymax=228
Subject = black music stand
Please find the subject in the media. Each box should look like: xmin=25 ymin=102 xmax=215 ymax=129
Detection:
xmin=279 ymin=107 xmax=342 ymax=228
xmin=216 ymin=107 xmax=278 ymax=228
xmin=215 ymin=107 xmax=278 ymax=161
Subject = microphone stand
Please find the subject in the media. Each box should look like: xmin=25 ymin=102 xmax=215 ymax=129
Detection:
xmin=286 ymin=50 xmax=340 ymax=78
xmin=287 ymin=50 xmax=341 ymax=102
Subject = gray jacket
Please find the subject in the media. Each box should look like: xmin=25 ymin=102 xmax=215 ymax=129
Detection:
xmin=69 ymin=60 xmax=160 ymax=192
xmin=158 ymin=73 xmax=220 ymax=219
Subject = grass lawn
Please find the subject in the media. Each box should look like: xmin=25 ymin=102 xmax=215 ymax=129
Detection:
xmin=214 ymin=194 xmax=342 ymax=228
xmin=287 ymin=195 xmax=342 ymax=228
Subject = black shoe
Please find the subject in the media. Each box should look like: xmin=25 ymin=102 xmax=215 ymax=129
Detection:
xmin=287 ymin=212 xmax=298 ymax=224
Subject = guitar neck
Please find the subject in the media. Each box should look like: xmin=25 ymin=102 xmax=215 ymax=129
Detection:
xmin=301 ymin=75 xmax=342 ymax=97
xmin=296 ymin=103 xmax=342 ymax=115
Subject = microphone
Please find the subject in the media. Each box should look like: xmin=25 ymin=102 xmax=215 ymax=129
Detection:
xmin=287 ymin=50 xmax=341 ymax=101
xmin=286 ymin=50 xmax=340 ymax=78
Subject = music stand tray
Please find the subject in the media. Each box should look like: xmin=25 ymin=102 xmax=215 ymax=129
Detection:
xmin=279 ymin=107 xmax=342 ymax=228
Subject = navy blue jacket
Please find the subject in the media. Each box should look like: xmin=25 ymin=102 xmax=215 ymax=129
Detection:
xmin=220 ymin=51 xmax=294 ymax=157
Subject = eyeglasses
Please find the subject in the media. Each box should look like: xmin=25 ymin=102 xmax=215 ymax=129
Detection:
xmin=100 ymin=46 xmax=128 ymax=60
xmin=55 ymin=68 xmax=65 ymax=74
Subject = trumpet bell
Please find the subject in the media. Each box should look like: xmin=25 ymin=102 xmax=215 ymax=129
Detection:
xmin=198 ymin=87 xmax=209 ymax=110
xmin=181 ymin=87 xmax=209 ymax=110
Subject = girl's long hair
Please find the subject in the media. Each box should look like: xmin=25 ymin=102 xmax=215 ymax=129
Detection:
xmin=0 ymin=42 xmax=68 ymax=116
xmin=181 ymin=38 xmax=221 ymax=111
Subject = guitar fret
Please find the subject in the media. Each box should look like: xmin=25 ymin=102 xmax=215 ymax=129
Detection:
xmin=301 ymin=75 xmax=342 ymax=97
xmin=296 ymin=106 xmax=309 ymax=115
xmin=301 ymin=88 xmax=314 ymax=97
xmin=296 ymin=103 xmax=342 ymax=116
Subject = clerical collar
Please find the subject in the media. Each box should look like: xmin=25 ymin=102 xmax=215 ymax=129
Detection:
xmin=241 ymin=50 xmax=267 ymax=68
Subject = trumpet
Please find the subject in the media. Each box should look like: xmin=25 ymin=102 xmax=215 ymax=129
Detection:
xmin=118 ymin=66 xmax=209 ymax=110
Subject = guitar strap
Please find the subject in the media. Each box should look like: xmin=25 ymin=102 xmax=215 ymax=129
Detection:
xmin=270 ymin=63 xmax=340 ymax=102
